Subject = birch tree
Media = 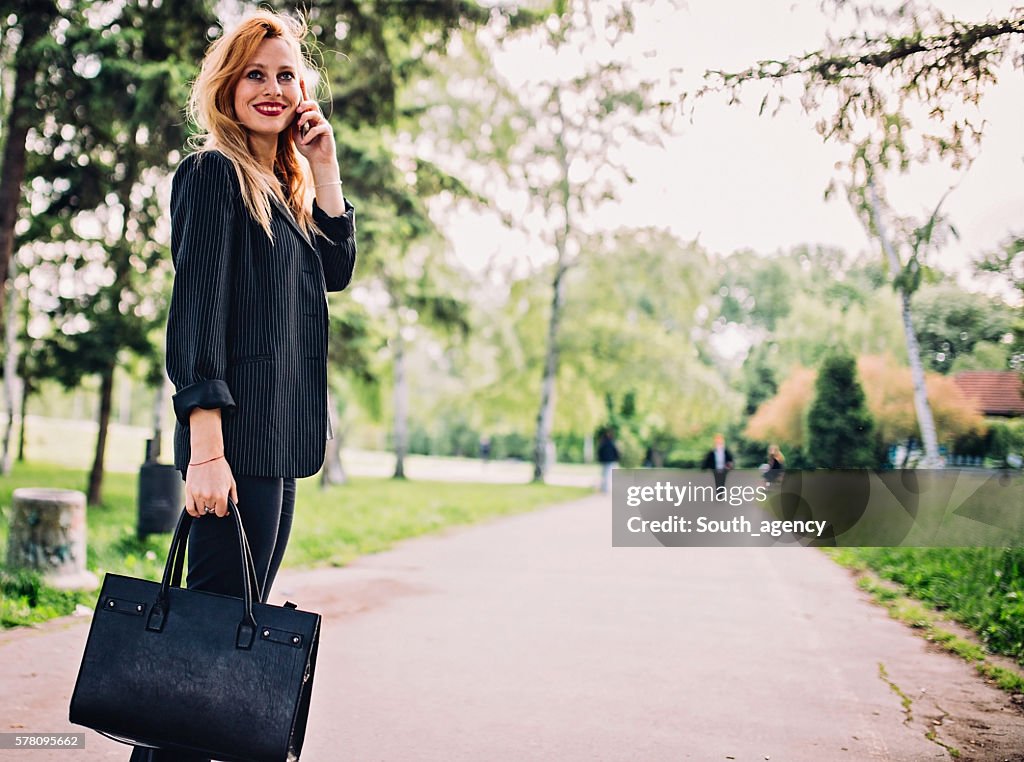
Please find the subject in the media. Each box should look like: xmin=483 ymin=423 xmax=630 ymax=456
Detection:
xmin=418 ymin=0 xmax=678 ymax=481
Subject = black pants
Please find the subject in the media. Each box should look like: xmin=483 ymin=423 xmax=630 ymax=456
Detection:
xmin=128 ymin=474 xmax=296 ymax=762
xmin=713 ymin=469 xmax=728 ymax=490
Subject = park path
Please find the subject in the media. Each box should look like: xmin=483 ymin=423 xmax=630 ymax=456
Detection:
xmin=2 ymin=493 xmax=1023 ymax=761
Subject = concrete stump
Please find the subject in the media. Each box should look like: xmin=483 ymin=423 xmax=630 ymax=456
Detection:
xmin=7 ymin=488 xmax=98 ymax=590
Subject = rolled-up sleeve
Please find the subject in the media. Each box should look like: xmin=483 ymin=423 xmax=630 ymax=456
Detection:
xmin=312 ymin=198 xmax=357 ymax=292
xmin=165 ymin=153 xmax=238 ymax=425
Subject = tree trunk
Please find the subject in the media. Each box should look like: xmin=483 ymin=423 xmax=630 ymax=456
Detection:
xmin=17 ymin=287 xmax=28 ymax=463
xmin=321 ymin=388 xmax=347 ymax=487
xmin=867 ymin=178 xmax=942 ymax=468
xmin=0 ymin=9 xmax=53 ymax=329
xmin=532 ymin=262 xmax=567 ymax=482
xmin=17 ymin=376 xmax=28 ymax=463
xmin=532 ymin=86 xmax=573 ymax=483
xmin=2 ymin=264 xmax=20 ymax=474
xmin=87 ymin=364 xmax=115 ymax=505
xmin=118 ymin=370 xmax=133 ymax=425
xmin=392 ymin=323 xmax=408 ymax=480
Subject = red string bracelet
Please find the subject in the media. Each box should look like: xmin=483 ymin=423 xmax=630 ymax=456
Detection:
xmin=189 ymin=454 xmax=225 ymax=467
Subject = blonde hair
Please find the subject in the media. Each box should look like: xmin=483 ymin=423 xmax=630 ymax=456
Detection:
xmin=186 ymin=9 xmax=322 ymax=240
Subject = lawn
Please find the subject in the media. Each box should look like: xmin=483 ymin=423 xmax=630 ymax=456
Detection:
xmin=833 ymin=547 xmax=1024 ymax=666
xmin=0 ymin=461 xmax=589 ymax=627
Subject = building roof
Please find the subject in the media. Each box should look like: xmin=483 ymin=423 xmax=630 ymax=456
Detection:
xmin=953 ymin=370 xmax=1024 ymax=417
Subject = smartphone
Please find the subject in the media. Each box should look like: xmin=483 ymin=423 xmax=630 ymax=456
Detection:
xmin=298 ymin=79 xmax=312 ymax=138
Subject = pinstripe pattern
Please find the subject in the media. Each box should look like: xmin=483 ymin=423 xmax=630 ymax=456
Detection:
xmin=165 ymin=150 xmax=356 ymax=478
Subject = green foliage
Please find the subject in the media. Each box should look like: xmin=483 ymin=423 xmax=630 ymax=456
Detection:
xmin=949 ymin=342 xmax=1013 ymax=374
xmin=912 ymin=284 xmax=1014 ymax=374
xmin=988 ymin=419 xmax=1024 ymax=463
xmin=845 ymin=548 xmax=1024 ymax=665
xmin=976 ymin=233 xmax=1024 ymax=376
xmin=718 ymin=247 xmax=905 ymax=371
xmin=977 ymin=233 xmax=1024 ymax=302
xmin=0 ymin=567 xmax=96 ymax=628
xmin=806 ymin=350 xmax=876 ymax=468
xmin=731 ymin=345 xmax=780 ymax=467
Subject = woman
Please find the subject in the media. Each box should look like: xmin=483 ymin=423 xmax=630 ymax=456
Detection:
xmin=130 ymin=10 xmax=356 ymax=761
xmin=764 ymin=443 xmax=785 ymax=487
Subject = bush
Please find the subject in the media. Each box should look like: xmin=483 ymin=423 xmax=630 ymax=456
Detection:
xmin=490 ymin=432 xmax=531 ymax=460
xmin=989 ymin=419 xmax=1024 ymax=463
xmin=806 ymin=351 xmax=876 ymax=468
xmin=0 ymin=567 xmax=95 ymax=628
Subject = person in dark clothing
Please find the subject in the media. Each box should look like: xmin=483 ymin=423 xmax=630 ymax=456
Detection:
xmin=701 ymin=433 xmax=734 ymax=490
xmin=597 ymin=429 xmax=621 ymax=493
xmin=128 ymin=9 xmax=356 ymax=761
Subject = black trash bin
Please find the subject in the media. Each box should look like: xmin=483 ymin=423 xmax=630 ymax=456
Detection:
xmin=137 ymin=440 xmax=183 ymax=539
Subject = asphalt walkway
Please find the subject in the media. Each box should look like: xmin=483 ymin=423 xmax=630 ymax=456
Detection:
xmin=2 ymin=493 xmax=1022 ymax=761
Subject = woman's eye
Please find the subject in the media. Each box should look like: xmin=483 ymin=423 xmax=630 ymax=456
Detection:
xmin=279 ymin=72 xmax=294 ymax=81
xmin=246 ymin=71 xmax=262 ymax=80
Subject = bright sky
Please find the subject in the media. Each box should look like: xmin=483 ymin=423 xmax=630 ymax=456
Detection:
xmin=443 ymin=0 xmax=1024 ymax=292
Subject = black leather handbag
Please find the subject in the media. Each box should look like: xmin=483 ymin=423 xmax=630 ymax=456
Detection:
xmin=69 ymin=502 xmax=320 ymax=761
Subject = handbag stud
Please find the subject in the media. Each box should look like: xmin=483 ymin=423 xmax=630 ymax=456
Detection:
xmin=263 ymin=629 xmax=271 ymax=637
xmin=107 ymin=600 xmax=115 ymax=608
xmin=292 ymin=636 xmax=300 ymax=644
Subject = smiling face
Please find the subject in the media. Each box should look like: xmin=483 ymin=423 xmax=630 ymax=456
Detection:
xmin=232 ymin=37 xmax=302 ymax=140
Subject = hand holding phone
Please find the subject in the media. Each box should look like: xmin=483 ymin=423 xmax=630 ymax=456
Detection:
xmin=293 ymin=78 xmax=338 ymax=168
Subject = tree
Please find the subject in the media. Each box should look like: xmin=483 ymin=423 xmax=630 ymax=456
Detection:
xmin=421 ymin=0 xmax=679 ymax=481
xmin=976 ymin=232 xmax=1024 ymax=373
xmin=859 ymin=179 xmax=947 ymax=466
xmin=911 ymin=283 xmax=1014 ymax=373
xmin=3 ymin=1 xmax=215 ymax=503
xmin=745 ymin=367 xmax=816 ymax=451
xmin=321 ymin=305 xmax=381 ymax=487
xmin=556 ymin=228 xmax=729 ymax=449
xmin=403 ymin=225 xmax=733 ymax=466
xmin=806 ymin=351 xmax=876 ymax=468
xmin=0 ymin=2 xmax=60 ymax=330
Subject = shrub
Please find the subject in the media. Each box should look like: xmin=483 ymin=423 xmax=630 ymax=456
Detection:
xmin=806 ymin=351 xmax=876 ymax=468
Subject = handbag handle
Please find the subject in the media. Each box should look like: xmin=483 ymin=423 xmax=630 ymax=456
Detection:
xmin=146 ymin=500 xmax=260 ymax=649
xmin=168 ymin=502 xmax=262 ymax=601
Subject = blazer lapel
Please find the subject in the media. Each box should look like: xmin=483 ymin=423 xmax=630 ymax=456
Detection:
xmin=270 ymin=194 xmax=315 ymax=251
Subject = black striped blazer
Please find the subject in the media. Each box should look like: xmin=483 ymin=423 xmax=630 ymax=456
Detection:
xmin=165 ymin=150 xmax=357 ymax=478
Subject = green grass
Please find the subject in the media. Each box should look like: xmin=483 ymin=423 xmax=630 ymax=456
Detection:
xmin=0 ymin=461 xmax=588 ymax=628
xmin=832 ymin=547 xmax=1024 ymax=665
xmin=830 ymin=548 xmax=1024 ymax=696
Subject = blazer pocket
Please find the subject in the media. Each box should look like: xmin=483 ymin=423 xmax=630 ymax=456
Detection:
xmin=228 ymin=354 xmax=272 ymax=366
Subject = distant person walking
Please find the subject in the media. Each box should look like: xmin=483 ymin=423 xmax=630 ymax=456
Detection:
xmin=598 ymin=429 xmax=621 ymax=493
xmin=763 ymin=443 xmax=785 ymax=487
xmin=702 ymin=433 xmax=734 ymax=490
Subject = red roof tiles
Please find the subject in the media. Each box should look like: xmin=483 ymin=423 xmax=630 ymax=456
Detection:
xmin=953 ymin=371 xmax=1024 ymax=417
